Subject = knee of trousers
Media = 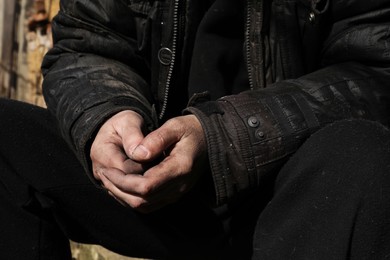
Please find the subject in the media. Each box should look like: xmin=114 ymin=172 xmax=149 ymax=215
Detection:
xmin=253 ymin=119 xmax=390 ymax=260
xmin=275 ymin=119 xmax=390 ymax=194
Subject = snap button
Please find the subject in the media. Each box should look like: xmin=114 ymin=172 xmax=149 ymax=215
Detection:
xmin=256 ymin=129 xmax=265 ymax=139
xmin=309 ymin=12 xmax=316 ymax=23
xmin=158 ymin=47 xmax=173 ymax=65
xmin=248 ymin=116 xmax=260 ymax=128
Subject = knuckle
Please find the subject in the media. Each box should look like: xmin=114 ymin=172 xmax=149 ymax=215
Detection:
xmin=90 ymin=149 xmax=99 ymax=161
xmin=93 ymin=165 xmax=103 ymax=176
xmin=164 ymin=118 xmax=177 ymax=127
xmin=137 ymin=182 xmax=154 ymax=196
xmin=166 ymin=118 xmax=183 ymax=131
xmin=176 ymin=156 xmax=193 ymax=173
xmin=153 ymin=131 xmax=167 ymax=147
xmin=130 ymin=197 xmax=148 ymax=209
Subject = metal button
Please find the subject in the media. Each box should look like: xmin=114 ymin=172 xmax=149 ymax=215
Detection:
xmin=309 ymin=12 xmax=316 ymax=23
xmin=256 ymin=129 xmax=265 ymax=139
xmin=158 ymin=47 xmax=173 ymax=65
xmin=248 ymin=116 xmax=260 ymax=128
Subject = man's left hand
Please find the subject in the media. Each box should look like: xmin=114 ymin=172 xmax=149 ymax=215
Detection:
xmin=98 ymin=115 xmax=208 ymax=213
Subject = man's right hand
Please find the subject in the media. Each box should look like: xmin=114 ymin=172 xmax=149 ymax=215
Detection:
xmin=91 ymin=110 xmax=147 ymax=182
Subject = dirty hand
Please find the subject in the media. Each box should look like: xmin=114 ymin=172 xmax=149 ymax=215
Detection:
xmin=98 ymin=114 xmax=208 ymax=213
xmin=91 ymin=110 xmax=148 ymax=182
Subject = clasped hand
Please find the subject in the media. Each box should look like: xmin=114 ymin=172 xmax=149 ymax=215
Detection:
xmin=91 ymin=110 xmax=207 ymax=213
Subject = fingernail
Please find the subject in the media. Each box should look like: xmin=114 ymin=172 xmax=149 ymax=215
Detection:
xmin=132 ymin=145 xmax=149 ymax=159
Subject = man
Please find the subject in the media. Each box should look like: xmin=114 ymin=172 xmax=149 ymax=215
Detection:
xmin=1 ymin=0 xmax=390 ymax=259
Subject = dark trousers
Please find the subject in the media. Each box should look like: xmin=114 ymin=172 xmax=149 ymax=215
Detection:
xmin=1 ymin=98 xmax=390 ymax=260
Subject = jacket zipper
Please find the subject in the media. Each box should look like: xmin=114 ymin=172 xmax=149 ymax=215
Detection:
xmin=245 ymin=0 xmax=266 ymax=90
xmin=161 ymin=0 xmax=257 ymax=118
xmin=245 ymin=0 xmax=255 ymax=91
xmin=159 ymin=0 xmax=180 ymax=120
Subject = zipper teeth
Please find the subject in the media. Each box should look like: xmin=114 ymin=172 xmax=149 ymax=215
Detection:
xmin=159 ymin=0 xmax=179 ymax=120
xmin=245 ymin=0 xmax=254 ymax=91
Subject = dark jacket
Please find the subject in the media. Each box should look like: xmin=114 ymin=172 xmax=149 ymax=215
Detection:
xmin=42 ymin=0 xmax=390 ymax=206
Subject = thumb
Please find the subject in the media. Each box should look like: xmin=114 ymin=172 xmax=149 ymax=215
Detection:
xmin=131 ymin=144 xmax=151 ymax=160
xmin=113 ymin=110 xmax=145 ymax=158
xmin=131 ymin=120 xmax=181 ymax=161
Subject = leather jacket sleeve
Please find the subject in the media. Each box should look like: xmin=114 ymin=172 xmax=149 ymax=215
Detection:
xmin=185 ymin=2 xmax=390 ymax=206
xmin=41 ymin=1 xmax=157 ymax=175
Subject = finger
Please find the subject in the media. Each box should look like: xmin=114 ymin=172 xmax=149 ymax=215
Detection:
xmin=116 ymin=114 xmax=146 ymax=158
xmin=102 ymin=167 xmax=163 ymax=196
xmin=92 ymin=142 xmax=149 ymax=174
xmin=132 ymin=155 xmax=193 ymax=199
xmin=101 ymin=169 xmax=178 ymax=213
xmin=144 ymin=156 xmax=196 ymax=195
xmin=113 ymin=111 xmax=145 ymax=156
xmin=131 ymin=119 xmax=183 ymax=161
xmin=121 ymin=158 xmax=149 ymax=175
xmin=99 ymin=169 xmax=154 ymax=211
xmin=91 ymin=110 xmax=148 ymax=177
xmin=94 ymin=143 xmax=125 ymax=164
xmin=99 ymin=169 xmax=139 ymax=205
xmin=107 ymin=190 xmax=128 ymax=208
xmin=91 ymin=143 xmax=128 ymax=179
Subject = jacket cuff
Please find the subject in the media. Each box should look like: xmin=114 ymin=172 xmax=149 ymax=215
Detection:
xmin=185 ymin=90 xmax=317 ymax=205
